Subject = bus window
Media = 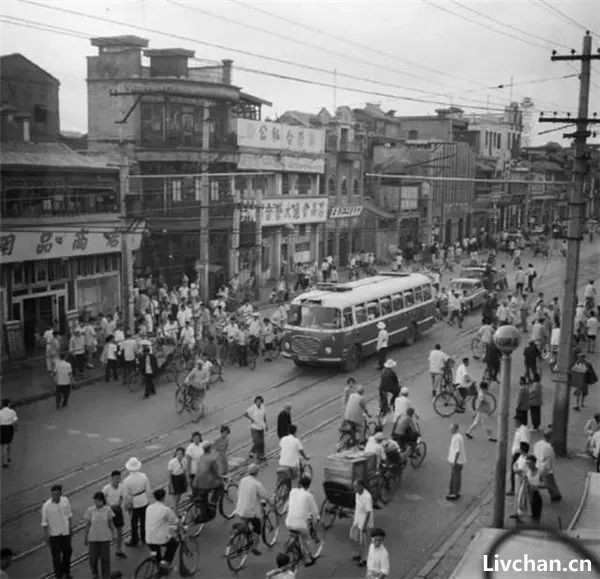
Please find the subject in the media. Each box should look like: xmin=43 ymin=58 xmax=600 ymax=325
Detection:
xmin=403 ymin=289 xmax=415 ymax=307
xmin=392 ymin=293 xmax=404 ymax=311
xmin=366 ymin=301 xmax=380 ymax=320
xmin=380 ymin=297 xmax=392 ymax=315
xmin=355 ymin=304 xmax=367 ymax=324
xmin=288 ymin=304 xmax=342 ymax=329
xmin=414 ymin=286 xmax=423 ymax=302
xmin=342 ymin=307 xmax=354 ymax=328
xmin=423 ymin=284 xmax=432 ymax=300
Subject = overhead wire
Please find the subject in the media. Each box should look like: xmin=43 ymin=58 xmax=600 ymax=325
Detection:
xmin=536 ymin=0 xmax=600 ymax=37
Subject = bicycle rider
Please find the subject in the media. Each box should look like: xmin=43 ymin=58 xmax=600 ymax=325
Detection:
xmin=180 ymin=320 xmax=196 ymax=362
xmin=145 ymin=487 xmax=179 ymax=575
xmin=392 ymin=407 xmax=419 ymax=451
xmin=342 ymin=385 xmax=372 ymax=443
xmin=284 ymin=475 xmax=319 ymax=567
xmin=183 ymin=359 xmax=209 ymax=414
xmin=278 ymin=425 xmax=309 ymax=486
xmin=235 ymin=463 xmax=269 ymax=556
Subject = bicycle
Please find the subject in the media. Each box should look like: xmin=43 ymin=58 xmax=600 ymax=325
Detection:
xmin=433 ymin=383 xmax=497 ymax=418
xmin=337 ymin=415 xmax=381 ymax=452
xmin=224 ymin=500 xmax=279 ymax=572
xmin=182 ymin=477 xmax=239 ymax=537
xmin=126 ymin=362 xmax=143 ymax=393
xmin=374 ymin=458 xmax=403 ymax=504
xmin=134 ymin=523 xmax=198 ymax=578
xmin=391 ymin=420 xmax=427 ymax=469
xmin=174 ymin=378 xmax=205 ymax=419
xmin=282 ymin=517 xmax=324 ymax=570
xmin=273 ymin=459 xmax=314 ymax=516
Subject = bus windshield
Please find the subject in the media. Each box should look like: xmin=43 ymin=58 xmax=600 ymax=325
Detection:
xmin=288 ymin=305 xmax=342 ymax=329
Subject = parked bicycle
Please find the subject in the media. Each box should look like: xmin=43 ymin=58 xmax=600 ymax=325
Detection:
xmin=224 ymin=500 xmax=279 ymax=572
xmin=134 ymin=522 xmax=198 ymax=578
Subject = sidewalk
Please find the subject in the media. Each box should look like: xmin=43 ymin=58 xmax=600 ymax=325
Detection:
xmin=412 ymin=381 xmax=599 ymax=579
xmin=0 ymin=298 xmax=279 ymax=407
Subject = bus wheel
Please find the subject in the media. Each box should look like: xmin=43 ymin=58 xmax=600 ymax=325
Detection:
xmin=343 ymin=345 xmax=360 ymax=372
xmin=404 ymin=323 xmax=417 ymax=346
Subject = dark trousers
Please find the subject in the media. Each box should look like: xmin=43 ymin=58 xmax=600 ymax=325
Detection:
xmin=530 ymin=489 xmax=542 ymax=520
xmin=105 ymin=359 xmax=118 ymax=382
xmin=144 ymin=374 xmax=156 ymax=397
xmin=527 ymin=276 xmax=535 ymax=292
xmin=377 ymin=347 xmax=387 ymax=369
xmin=524 ymin=363 xmax=537 ymax=382
xmin=509 ymin=452 xmax=520 ymax=492
xmin=55 ymin=385 xmax=71 ymax=409
xmin=238 ymin=345 xmax=248 ymax=366
xmin=49 ymin=534 xmax=72 ymax=578
xmin=449 ymin=463 xmax=463 ymax=496
xmin=516 ymin=282 xmax=524 ymax=296
xmin=148 ymin=539 xmax=178 ymax=565
xmin=250 ymin=428 xmax=265 ymax=459
xmin=88 ymin=540 xmax=111 ymax=579
xmin=515 ymin=410 xmax=528 ymax=427
xmin=74 ymin=353 xmax=85 ymax=375
xmin=541 ymin=473 xmax=562 ymax=501
xmin=130 ymin=505 xmax=147 ymax=545
xmin=529 ymin=406 xmax=541 ymax=430
xmin=122 ymin=359 xmax=135 ymax=383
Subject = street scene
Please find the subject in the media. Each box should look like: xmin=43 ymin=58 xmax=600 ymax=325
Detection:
xmin=1 ymin=2 xmax=600 ymax=579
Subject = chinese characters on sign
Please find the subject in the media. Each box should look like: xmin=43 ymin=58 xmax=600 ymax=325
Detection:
xmin=262 ymin=198 xmax=328 ymax=226
xmin=329 ymin=205 xmax=364 ymax=219
xmin=236 ymin=119 xmax=325 ymax=154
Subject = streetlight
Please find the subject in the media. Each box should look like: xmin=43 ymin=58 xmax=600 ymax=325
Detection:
xmin=492 ymin=325 xmax=521 ymax=529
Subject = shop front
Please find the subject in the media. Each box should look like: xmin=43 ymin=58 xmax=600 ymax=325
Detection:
xmin=325 ymin=205 xmax=364 ymax=265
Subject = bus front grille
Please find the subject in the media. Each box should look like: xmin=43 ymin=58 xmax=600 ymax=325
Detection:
xmin=291 ymin=336 xmax=320 ymax=355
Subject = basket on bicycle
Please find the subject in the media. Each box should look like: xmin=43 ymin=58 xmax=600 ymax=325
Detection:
xmin=322 ymin=481 xmax=355 ymax=510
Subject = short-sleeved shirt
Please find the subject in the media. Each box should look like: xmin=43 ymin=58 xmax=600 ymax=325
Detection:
xmin=353 ymin=489 xmax=373 ymax=528
xmin=102 ymin=483 xmax=123 ymax=507
xmin=236 ymin=475 xmax=268 ymax=518
xmin=168 ymin=457 xmax=186 ymax=476
xmin=279 ymin=435 xmax=303 ymax=468
xmin=429 ymin=350 xmax=448 ymax=374
xmin=587 ymin=317 xmax=599 ymax=336
xmin=54 ymin=360 xmax=72 ymax=385
xmin=84 ymin=505 xmax=114 ymax=542
xmin=247 ymin=404 xmax=266 ymax=431
xmin=0 ymin=407 xmax=17 ymax=426
xmin=186 ymin=443 xmax=205 ymax=475
xmin=344 ymin=392 xmax=365 ymax=424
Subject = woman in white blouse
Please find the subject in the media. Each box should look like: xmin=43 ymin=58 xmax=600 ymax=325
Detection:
xmin=0 ymin=399 xmax=18 ymax=468
xmin=168 ymin=446 xmax=188 ymax=512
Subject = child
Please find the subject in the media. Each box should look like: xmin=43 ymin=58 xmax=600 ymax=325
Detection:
xmin=366 ymin=528 xmax=390 ymax=579
xmin=265 ymin=552 xmax=296 ymax=579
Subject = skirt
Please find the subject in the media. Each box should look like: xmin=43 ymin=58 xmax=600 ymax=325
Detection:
xmin=0 ymin=425 xmax=14 ymax=445
xmin=170 ymin=473 xmax=188 ymax=496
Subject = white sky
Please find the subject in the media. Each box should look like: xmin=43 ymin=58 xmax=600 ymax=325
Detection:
xmin=1 ymin=0 xmax=599 ymax=145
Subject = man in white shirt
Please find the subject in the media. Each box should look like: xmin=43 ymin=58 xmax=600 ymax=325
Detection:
xmin=364 ymin=432 xmax=387 ymax=469
xmin=145 ymin=487 xmax=179 ymax=572
xmin=41 ymin=484 xmax=72 ymax=579
xmin=113 ymin=324 xmax=125 ymax=346
xmin=366 ymin=528 xmax=390 ymax=579
xmin=393 ymin=387 xmax=413 ymax=423
xmin=43 ymin=324 xmax=57 ymax=372
xmin=180 ymin=321 xmax=195 ymax=355
xmin=120 ymin=331 xmax=138 ymax=385
xmin=533 ymin=429 xmax=562 ymax=502
xmin=587 ymin=314 xmax=598 ymax=353
xmin=376 ymin=322 xmax=389 ymax=370
xmin=278 ymin=425 xmax=309 ymax=481
xmin=235 ymin=464 xmax=268 ymax=555
xmin=177 ymin=303 xmax=192 ymax=328
xmin=447 ymin=423 xmax=466 ymax=500
xmin=448 ymin=292 xmax=462 ymax=325
xmin=508 ymin=416 xmax=530 ymax=496
xmin=584 ymin=280 xmax=596 ymax=303
xmin=428 ymin=344 xmax=449 ymax=398
xmin=454 ymin=357 xmax=473 ymax=411
xmin=102 ymin=470 xmax=127 ymax=559
xmin=53 ymin=354 xmax=74 ymax=410
xmin=475 ymin=322 xmax=495 ymax=360
xmin=351 ymin=479 xmax=373 ymax=566
xmin=284 ymin=476 xmax=320 ymax=566
xmin=122 ymin=457 xmax=151 ymax=546
xmin=344 ymin=386 xmax=371 ymax=442
xmin=245 ymin=396 xmax=267 ymax=461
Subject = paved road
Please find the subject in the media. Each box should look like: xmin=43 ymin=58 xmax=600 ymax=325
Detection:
xmin=4 ymin=241 xmax=600 ymax=578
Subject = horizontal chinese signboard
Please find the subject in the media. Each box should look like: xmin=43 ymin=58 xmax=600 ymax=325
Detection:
xmin=329 ymin=205 xmax=363 ymax=219
xmin=0 ymin=226 xmax=143 ymax=264
xmin=238 ymin=153 xmax=324 ymax=174
xmin=236 ymin=119 xmax=325 ymax=155
xmin=262 ymin=197 xmax=328 ymax=226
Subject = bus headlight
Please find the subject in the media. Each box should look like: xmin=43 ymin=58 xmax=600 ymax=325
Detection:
xmin=325 ymin=347 xmax=332 ymax=354
xmin=284 ymin=341 xmax=291 ymax=350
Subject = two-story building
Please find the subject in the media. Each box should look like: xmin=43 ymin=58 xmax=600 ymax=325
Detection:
xmin=0 ymin=55 xmax=130 ymax=360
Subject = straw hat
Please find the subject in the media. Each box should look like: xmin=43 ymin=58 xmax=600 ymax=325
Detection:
xmin=383 ymin=359 xmax=397 ymax=369
xmin=376 ymin=321 xmax=386 ymax=330
xmin=125 ymin=457 xmax=142 ymax=471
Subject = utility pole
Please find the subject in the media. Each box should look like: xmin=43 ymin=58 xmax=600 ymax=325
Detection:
xmin=119 ymin=158 xmax=135 ymax=334
xmin=539 ymin=32 xmax=600 ymax=456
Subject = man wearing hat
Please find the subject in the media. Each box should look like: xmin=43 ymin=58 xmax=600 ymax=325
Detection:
xmin=235 ymin=464 xmax=268 ymax=555
xmin=379 ymin=360 xmax=399 ymax=417
xmin=375 ymin=322 xmax=389 ymax=370
xmin=68 ymin=327 xmax=86 ymax=376
xmin=122 ymin=457 xmax=151 ymax=547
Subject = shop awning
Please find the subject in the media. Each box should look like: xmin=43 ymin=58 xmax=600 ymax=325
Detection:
xmin=363 ymin=199 xmax=396 ymax=220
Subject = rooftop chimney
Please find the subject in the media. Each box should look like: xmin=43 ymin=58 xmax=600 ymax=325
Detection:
xmin=222 ymin=59 xmax=233 ymax=84
xmin=144 ymin=48 xmax=195 ymax=78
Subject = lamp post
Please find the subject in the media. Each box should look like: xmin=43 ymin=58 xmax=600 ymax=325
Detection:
xmin=492 ymin=325 xmax=521 ymax=529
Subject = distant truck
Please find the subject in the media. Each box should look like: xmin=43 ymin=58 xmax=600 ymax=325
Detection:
xmin=460 ymin=264 xmax=508 ymax=292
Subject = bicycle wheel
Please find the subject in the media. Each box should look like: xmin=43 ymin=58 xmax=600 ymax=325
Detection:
xmin=433 ymin=392 xmax=458 ymax=418
xmin=225 ymin=531 xmax=249 ymax=572
xmin=179 ymin=536 xmax=199 ymax=576
xmin=319 ymin=499 xmax=337 ymax=529
xmin=274 ymin=479 xmax=290 ymax=517
xmin=337 ymin=432 xmax=354 ymax=452
xmin=262 ymin=507 xmax=280 ymax=547
xmin=311 ymin=523 xmax=325 ymax=559
xmin=175 ymin=388 xmax=186 ymax=414
xmin=182 ymin=503 xmax=205 ymax=538
xmin=217 ymin=481 xmax=236 ymax=520
xmin=134 ymin=556 xmax=159 ymax=579
xmin=410 ymin=441 xmax=427 ymax=469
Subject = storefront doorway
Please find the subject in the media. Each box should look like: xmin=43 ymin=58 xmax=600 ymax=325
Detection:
xmin=16 ymin=292 xmax=66 ymax=353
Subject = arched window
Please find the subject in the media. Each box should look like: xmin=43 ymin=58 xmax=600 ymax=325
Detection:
xmin=327 ymin=175 xmax=336 ymax=196
xmin=353 ymin=177 xmax=360 ymax=196
xmin=341 ymin=178 xmax=348 ymax=196
xmin=408 ymin=129 xmax=419 ymax=140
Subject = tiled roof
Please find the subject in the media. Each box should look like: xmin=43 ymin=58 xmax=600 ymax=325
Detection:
xmin=0 ymin=142 xmax=117 ymax=170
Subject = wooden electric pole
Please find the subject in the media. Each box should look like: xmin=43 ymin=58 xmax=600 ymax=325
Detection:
xmin=539 ymin=32 xmax=600 ymax=456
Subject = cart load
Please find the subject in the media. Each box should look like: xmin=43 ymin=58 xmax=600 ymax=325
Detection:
xmin=324 ymin=449 xmax=377 ymax=487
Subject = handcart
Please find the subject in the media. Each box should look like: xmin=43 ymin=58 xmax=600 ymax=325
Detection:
xmin=320 ymin=481 xmax=355 ymax=529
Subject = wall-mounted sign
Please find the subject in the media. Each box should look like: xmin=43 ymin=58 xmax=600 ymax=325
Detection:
xmin=262 ymin=197 xmax=328 ymax=226
xmin=400 ymin=186 xmax=419 ymax=211
xmin=236 ymin=119 xmax=325 ymax=154
xmin=329 ymin=205 xmax=363 ymax=219
xmin=237 ymin=153 xmax=324 ymax=174
xmin=0 ymin=226 xmax=143 ymax=264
